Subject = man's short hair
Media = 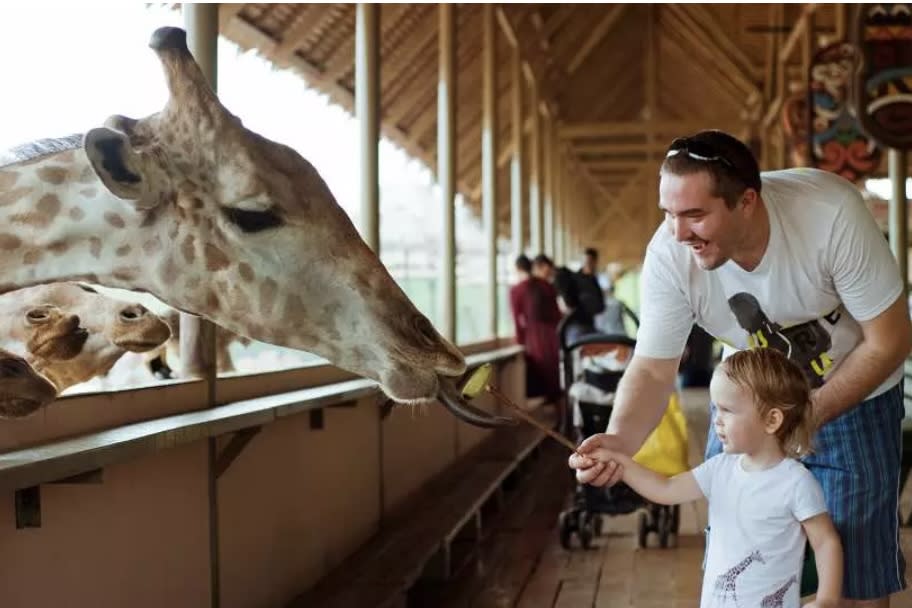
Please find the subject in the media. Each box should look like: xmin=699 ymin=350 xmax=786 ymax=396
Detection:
xmin=515 ymin=254 xmax=532 ymax=272
xmin=533 ymin=254 xmax=554 ymax=268
xmin=584 ymin=248 xmax=599 ymax=259
xmin=661 ymin=130 xmax=762 ymax=208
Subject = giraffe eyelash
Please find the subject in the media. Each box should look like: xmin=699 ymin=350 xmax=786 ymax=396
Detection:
xmin=220 ymin=206 xmax=284 ymax=233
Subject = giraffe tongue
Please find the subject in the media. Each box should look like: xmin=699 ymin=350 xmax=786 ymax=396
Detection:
xmin=436 ymin=378 xmax=516 ymax=428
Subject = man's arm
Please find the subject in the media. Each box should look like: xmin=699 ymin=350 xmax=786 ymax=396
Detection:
xmin=802 ymin=513 xmax=843 ymax=607
xmin=812 ymin=294 xmax=912 ymax=424
xmin=605 ymin=354 xmax=681 ymax=455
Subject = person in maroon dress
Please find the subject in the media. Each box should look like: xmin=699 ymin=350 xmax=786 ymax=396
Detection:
xmin=509 ymin=255 xmax=563 ymax=420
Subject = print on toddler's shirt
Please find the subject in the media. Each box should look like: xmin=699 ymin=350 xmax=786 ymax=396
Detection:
xmin=760 ymin=575 xmax=798 ymax=608
xmin=727 ymin=292 xmax=834 ymax=387
xmin=713 ymin=549 xmax=766 ymax=606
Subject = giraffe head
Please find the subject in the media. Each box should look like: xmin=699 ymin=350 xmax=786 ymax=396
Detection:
xmin=0 ymin=348 xmax=58 ymax=418
xmin=0 ymin=283 xmax=172 ymax=392
xmin=78 ymin=27 xmax=507 ymax=426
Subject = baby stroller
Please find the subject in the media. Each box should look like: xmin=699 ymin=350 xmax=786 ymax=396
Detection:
xmin=556 ymin=311 xmax=689 ymax=550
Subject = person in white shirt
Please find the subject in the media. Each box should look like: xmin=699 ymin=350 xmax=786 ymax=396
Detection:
xmin=578 ymin=348 xmax=842 ymax=608
xmin=568 ymin=130 xmax=911 ymax=607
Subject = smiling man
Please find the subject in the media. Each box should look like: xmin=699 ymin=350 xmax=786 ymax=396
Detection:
xmin=568 ymin=130 xmax=911 ymax=607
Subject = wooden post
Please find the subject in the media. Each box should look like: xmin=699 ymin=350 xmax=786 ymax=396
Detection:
xmin=510 ymin=45 xmax=525 ymax=255
xmin=889 ymin=149 xmax=909 ymax=296
xmin=529 ymin=76 xmax=542 ymax=254
xmin=183 ymin=8 xmax=219 ymax=608
xmin=356 ymin=4 xmax=380 ymax=252
xmin=438 ymin=4 xmax=456 ymax=342
xmin=482 ymin=4 xmax=498 ymax=339
xmin=542 ymin=111 xmax=554 ymax=258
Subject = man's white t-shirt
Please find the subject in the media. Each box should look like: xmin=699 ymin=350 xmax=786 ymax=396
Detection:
xmin=637 ymin=168 xmax=904 ymax=397
xmin=692 ymin=454 xmax=828 ymax=608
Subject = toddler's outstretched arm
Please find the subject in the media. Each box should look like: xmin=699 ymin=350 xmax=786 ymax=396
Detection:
xmin=576 ymin=448 xmax=703 ymax=506
xmin=802 ymin=513 xmax=843 ymax=608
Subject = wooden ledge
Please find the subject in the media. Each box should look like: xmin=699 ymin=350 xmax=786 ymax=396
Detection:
xmin=0 ymin=346 xmax=523 ymax=493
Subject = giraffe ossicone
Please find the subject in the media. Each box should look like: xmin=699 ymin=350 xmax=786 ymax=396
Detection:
xmin=0 ymin=27 xmax=509 ymax=427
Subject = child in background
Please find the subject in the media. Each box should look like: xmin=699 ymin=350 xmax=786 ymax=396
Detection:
xmin=575 ymin=348 xmax=843 ymax=608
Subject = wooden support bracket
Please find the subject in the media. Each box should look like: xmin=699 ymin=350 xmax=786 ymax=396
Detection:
xmin=15 ymin=468 xmax=105 ymax=529
xmin=214 ymin=426 xmax=261 ymax=480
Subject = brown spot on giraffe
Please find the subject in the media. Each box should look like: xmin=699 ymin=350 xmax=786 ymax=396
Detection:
xmin=180 ymin=235 xmax=195 ymax=264
xmin=104 ymin=212 xmax=126 ymax=229
xmin=0 ymin=170 xmax=19 ymax=190
xmin=23 ymin=250 xmax=44 ymax=265
xmin=116 ymin=245 xmax=132 ymax=257
xmin=36 ymin=166 xmax=68 ymax=185
xmin=158 ymin=255 xmax=179 ymax=286
xmin=206 ymin=289 xmax=221 ymax=312
xmin=37 ymin=193 xmax=61 ymax=219
xmin=143 ymin=236 xmax=163 ymax=255
xmin=79 ymin=188 xmax=98 ymax=198
xmin=0 ymin=233 xmax=22 ymax=251
xmin=0 ymin=187 xmax=32 ymax=207
xmin=89 ymin=237 xmax=102 ymax=259
xmin=77 ymin=165 xmax=96 ymax=184
xmin=204 ymin=243 xmax=230 ymax=271
xmin=259 ymin=278 xmax=278 ymax=315
xmin=238 ymin=263 xmax=254 ymax=283
xmin=113 ymin=268 xmax=138 ymax=282
xmin=47 ymin=241 xmax=69 ymax=256
xmin=68 ymin=207 xmax=85 ymax=222
xmin=185 ymin=276 xmax=201 ymax=291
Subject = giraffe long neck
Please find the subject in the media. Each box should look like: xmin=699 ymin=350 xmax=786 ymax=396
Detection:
xmin=0 ymin=147 xmax=158 ymax=294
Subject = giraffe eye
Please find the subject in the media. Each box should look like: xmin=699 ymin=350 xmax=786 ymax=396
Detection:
xmin=221 ymin=206 xmax=283 ymax=233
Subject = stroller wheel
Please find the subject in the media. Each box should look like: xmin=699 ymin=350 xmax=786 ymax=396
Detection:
xmin=658 ymin=508 xmax=672 ymax=549
xmin=579 ymin=512 xmax=595 ymax=550
xmin=637 ymin=511 xmax=649 ymax=549
xmin=558 ymin=511 xmax=574 ymax=550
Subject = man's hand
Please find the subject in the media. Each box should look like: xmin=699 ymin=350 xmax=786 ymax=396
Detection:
xmin=567 ymin=433 xmax=628 ymax=487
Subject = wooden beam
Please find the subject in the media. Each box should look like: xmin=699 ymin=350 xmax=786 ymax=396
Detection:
xmin=583 ymin=167 xmax=649 ymax=242
xmin=779 ymin=4 xmax=818 ymax=64
xmin=272 ymin=5 xmax=331 ymax=62
xmin=573 ymin=142 xmax=669 ymax=155
xmin=496 ymin=6 xmax=518 ymax=47
xmin=683 ymin=5 xmax=761 ymax=85
xmin=661 ymin=16 xmax=747 ymax=109
xmin=542 ymin=5 xmax=574 ymax=39
xmin=560 ymin=120 xmax=736 ymax=139
xmin=482 ymin=3 xmax=499 ymax=338
xmin=664 ymin=5 xmax=760 ymax=101
xmin=567 ymin=5 xmax=627 ymax=74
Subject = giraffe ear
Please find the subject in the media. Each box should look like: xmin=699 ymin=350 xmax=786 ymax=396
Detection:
xmin=84 ymin=128 xmax=158 ymax=208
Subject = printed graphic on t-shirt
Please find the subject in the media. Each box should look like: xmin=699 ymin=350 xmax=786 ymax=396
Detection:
xmin=760 ymin=576 xmax=798 ymax=608
xmin=713 ymin=549 xmax=766 ymax=606
xmin=727 ymin=292 xmax=836 ymax=387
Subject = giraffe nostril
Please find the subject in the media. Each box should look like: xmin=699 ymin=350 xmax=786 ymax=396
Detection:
xmin=25 ymin=306 xmax=53 ymax=325
xmin=120 ymin=306 xmax=146 ymax=322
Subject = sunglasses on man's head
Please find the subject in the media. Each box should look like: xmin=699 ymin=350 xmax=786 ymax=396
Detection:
xmin=665 ymin=137 xmax=736 ymax=171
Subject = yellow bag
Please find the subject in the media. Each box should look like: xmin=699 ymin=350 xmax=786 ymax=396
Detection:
xmin=632 ymin=392 xmax=690 ymax=477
